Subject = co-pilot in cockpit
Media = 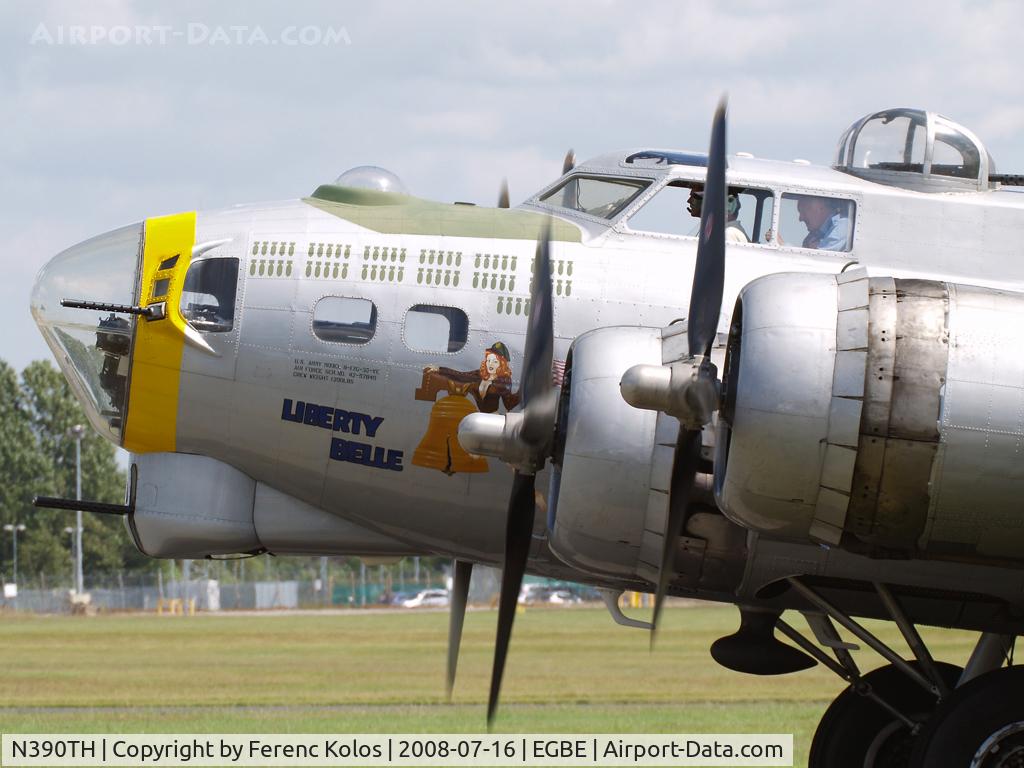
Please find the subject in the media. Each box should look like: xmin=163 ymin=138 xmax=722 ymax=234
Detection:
xmin=685 ymin=187 xmax=750 ymax=243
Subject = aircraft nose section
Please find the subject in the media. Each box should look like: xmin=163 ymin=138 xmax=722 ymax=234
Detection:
xmin=31 ymin=223 xmax=144 ymax=444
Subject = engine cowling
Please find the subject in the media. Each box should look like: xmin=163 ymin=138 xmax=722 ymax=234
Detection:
xmin=547 ymin=326 xmax=746 ymax=594
xmin=547 ymin=326 xmax=663 ymax=581
xmin=715 ymin=270 xmax=1024 ymax=565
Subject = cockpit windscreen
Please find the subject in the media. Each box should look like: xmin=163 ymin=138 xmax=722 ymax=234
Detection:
xmin=539 ymin=176 xmax=649 ymax=219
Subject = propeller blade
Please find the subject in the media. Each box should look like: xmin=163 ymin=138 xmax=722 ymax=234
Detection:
xmin=651 ymin=427 xmax=702 ymax=647
xmin=486 ymin=222 xmax=555 ymax=724
xmin=487 ymin=470 xmax=536 ymax=726
xmin=446 ymin=559 xmax=473 ymax=699
xmin=498 ymin=179 xmax=510 ymax=209
xmin=687 ymin=96 xmax=728 ymax=360
xmin=562 ymin=149 xmax=576 ymax=174
xmin=520 ymin=224 xmax=555 ymax=445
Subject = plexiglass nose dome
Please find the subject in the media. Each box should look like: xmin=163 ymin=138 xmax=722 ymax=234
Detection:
xmin=30 ymin=223 xmax=143 ymax=444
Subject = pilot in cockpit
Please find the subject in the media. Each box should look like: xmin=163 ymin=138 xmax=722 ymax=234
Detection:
xmin=687 ymin=186 xmax=749 ymax=243
xmin=796 ymin=195 xmax=850 ymax=251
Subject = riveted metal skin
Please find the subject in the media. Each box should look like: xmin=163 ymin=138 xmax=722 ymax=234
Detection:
xmin=717 ymin=271 xmax=1024 ymax=566
xmin=128 ymin=452 xmax=415 ymax=559
xmin=547 ymin=326 xmax=664 ymax=579
xmin=714 ymin=271 xmax=841 ymax=540
xmin=128 ymin=452 xmax=261 ymax=558
xmin=845 ymin=279 xmax=947 ymax=554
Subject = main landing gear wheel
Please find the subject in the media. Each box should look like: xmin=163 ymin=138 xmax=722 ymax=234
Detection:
xmin=808 ymin=661 xmax=962 ymax=768
xmin=909 ymin=666 xmax=1024 ymax=768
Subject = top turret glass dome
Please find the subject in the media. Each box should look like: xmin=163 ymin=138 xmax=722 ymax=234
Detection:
xmin=833 ymin=108 xmax=993 ymax=192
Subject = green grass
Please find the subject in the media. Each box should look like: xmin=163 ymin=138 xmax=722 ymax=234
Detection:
xmin=0 ymin=605 xmax=980 ymax=766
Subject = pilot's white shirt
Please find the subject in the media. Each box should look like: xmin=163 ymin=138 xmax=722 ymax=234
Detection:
xmin=726 ymin=221 xmax=749 ymax=243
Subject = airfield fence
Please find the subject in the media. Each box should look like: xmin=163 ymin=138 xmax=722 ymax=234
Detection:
xmin=0 ymin=560 xmax=507 ymax=615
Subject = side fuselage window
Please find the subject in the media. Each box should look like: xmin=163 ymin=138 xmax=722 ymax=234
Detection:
xmin=626 ymin=181 xmax=775 ymax=244
xmin=777 ymin=194 xmax=856 ymax=252
xmin=312 ymin=296 xmax=377 ymax=344
xmin=180 ymin=257 xmax=239 ymax=332
xmin=404 ymin=305 xmax=468 ymax=353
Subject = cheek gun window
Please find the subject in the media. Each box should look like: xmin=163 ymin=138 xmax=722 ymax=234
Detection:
xmin=404 ymin=305 xmax=469 ymax=353
xmin=180 ymin=258 xmax=239 ymax=332
xmin=312 ymin=297 xmax=377 ymax=344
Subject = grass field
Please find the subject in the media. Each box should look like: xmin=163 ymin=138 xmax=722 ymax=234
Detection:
xmin=0 ymin=605 xmax=980 ymax=765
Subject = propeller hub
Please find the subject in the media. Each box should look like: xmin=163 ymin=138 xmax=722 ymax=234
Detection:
xmin=458 ymin=412 xmax=545 ymax=473
xmin=621 ymin=359 xmax=719 ymax=429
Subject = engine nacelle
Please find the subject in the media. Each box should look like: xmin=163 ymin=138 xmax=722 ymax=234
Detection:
xmin=547 ymin=326 xmax=746 ymax=593
xmin=547 ymin=326 xmax=663 ymax=580
xmin=128 ymin=453 xmax=414 ymax=558
xmin=716 ymin=270 xmax=1024 ymax=565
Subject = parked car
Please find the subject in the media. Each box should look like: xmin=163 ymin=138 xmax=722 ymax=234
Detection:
xmin=547 ymin=589 xmax=582 ymax=604
xmin=518 ymin=584 xmax=553 ymax=604
xmin=519 ymin=584 xmax=583 ymax=605
xmin=401 ymin=589 xmax=450 ymax=608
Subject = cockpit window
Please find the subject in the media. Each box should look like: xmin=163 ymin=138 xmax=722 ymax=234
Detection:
xmin=539 ymin=175 xmax=649 ymax=219
xmin=180 ymin=258 xmax=239 ymax=333
xmin=777 ymin=194 xmax=855 ymax=252
xmin=625 ymin=150 xmax=708 ymax=167
xmin=626 ymin=181 xmax=774 ymax=244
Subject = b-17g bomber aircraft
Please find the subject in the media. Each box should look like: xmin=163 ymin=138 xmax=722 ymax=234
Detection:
xmin=30 ymin=101 xmax=1024 ymax=766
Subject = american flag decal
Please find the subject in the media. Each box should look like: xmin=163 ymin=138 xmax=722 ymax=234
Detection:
xmin=552 ymin=359 xmax=566 ymax=388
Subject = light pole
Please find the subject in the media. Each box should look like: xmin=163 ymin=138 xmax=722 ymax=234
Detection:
xmin=3 ymin=523 xmax=26 ymax=586
xmin=68 ymin=424 xmax=85 ymax=594
xmin=64 ymin=526 xmax=74 ymax=589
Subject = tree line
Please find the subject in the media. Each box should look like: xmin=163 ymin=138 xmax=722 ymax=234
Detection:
xmin=0 ymin=359 xmax=449 ymax=589
xmin=0 ymin=360 xmax=135 ymax=585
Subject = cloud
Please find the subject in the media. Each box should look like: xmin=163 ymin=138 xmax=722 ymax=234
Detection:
xmin=4 ymin=0 xmax=1024 ymax=374
xmin=975 ymin=106 xmax=1024 ymax=143
xmin=407 ymin=109 xmax=502 ymax=141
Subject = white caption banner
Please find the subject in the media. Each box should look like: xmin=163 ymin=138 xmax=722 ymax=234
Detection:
xmin=2 ymin=734 xmax=792 ymax=766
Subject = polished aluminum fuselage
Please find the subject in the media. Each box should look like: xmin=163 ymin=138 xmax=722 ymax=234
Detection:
xmin=171 ymin=153 xmax=1024 ymax=571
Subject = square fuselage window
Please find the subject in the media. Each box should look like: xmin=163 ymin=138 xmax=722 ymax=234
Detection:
xmin=404 ymin=305 xmax=468 ymax=353
xmin=312 ymin=296 xmax=377 ymax=345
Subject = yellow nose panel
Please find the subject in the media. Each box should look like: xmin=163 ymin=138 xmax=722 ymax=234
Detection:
xmin=123 ymin=211 xmax=196 ymax=453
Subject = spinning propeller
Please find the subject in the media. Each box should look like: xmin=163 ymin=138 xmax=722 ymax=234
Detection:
xmin=451 ymin=102 xmax=731 ymax=717
xmin=620 ymin=97 xmax=728 ymax=644
xmin=446 ymin=559 xmax=473 ymax=698
xmin=620 ymin=97 xmax=815 ymax=666
xmin=454 ymin=223 xmax=557 ymax=724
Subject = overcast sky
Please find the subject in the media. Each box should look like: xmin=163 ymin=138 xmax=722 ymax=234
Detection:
xmin=4 ymin=0 xmax=1024 ymax=372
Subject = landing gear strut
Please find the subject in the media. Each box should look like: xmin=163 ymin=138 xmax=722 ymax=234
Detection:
xmin=810 ymin=661 xmax=961 ymax=768
xmin=775 ymin=578 xmax=1018 ymax=767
